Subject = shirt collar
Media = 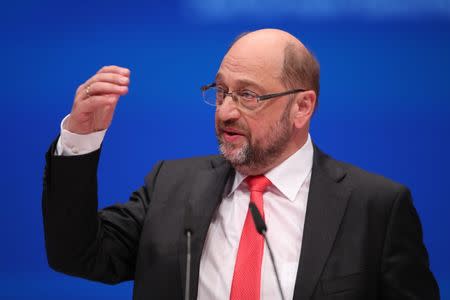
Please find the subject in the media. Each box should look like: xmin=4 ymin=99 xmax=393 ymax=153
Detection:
xmin=227 ymin=134 xmax=314 ymax=202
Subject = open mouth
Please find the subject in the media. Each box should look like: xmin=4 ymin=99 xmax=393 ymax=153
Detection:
xmin=222 ymin=129 xmax=245 ymax=142
xmin=225 ymin=131 xmax=240 ymax=136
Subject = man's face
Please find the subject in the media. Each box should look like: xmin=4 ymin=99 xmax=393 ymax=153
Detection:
xmin=216 ymin=97 xmax=293 ymax=171
xmin=214 ymin=40 xmax=295 ymax=174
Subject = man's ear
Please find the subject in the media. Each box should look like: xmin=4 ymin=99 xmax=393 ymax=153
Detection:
xmin=292 ymin=90 xmax=316 ymax=129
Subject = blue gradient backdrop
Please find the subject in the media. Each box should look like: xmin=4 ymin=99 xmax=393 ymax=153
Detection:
xmin=2 ymin=0 xmax=449 ymax=299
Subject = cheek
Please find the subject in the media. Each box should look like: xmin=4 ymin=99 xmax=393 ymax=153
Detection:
xmin=214 ymin=111 xmax=220 ymax=127
xmin=250 ymin=115 xmax=285 ymax=145
xmin=246 ymin=122 xmax=267 ymax=143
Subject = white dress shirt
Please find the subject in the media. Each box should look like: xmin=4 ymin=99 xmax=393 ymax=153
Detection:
xmin=55 ymin=115 xmax=106 ymax=156
xmin=56 ymin=115 xmax=314 ymax=300
xmin=197 ymin=136 xmax=313 ymax=300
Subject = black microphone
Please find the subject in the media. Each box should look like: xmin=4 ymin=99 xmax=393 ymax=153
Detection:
xmin=184 ymin=205 xmax=193 ymax=300
xmin=249 ymin=202 xmax=286 ymax=300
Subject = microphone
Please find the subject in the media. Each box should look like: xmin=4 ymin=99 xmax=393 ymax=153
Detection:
xmin=184 ymin=205 xmax=193 ymax=300
xmin=249 ymin=202 xmax=286 ymax=300
xmin=248 ymin=202 xmax=267 ymax=234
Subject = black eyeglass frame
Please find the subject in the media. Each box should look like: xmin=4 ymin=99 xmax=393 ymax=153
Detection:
xmin=200 ymin=82 xmax=306 ymax=105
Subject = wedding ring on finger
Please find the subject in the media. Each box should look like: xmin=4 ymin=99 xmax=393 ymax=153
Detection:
xmin=85 ymin=85 xmax=91 ymax=98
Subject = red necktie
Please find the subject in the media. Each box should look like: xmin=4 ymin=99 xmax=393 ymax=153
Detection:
xmin=230 ymin=175 xmax=272 ymax=300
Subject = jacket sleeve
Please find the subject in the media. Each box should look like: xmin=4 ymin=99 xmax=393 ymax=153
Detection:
xmin=380 ymin=186 xmax=440 ymax=299
xmin=42 ymin=139 xmax=163 ymax=284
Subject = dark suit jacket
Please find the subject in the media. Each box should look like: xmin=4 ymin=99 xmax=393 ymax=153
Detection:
xmin=42 ymin=141 xmax=439 ymax=300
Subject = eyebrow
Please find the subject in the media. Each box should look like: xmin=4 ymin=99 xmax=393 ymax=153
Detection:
xmin=215 ymin=72 xmax=263 ymax=91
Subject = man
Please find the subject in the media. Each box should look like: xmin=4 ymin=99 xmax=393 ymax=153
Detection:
xmin=42 ymin=29 xmax=439 ymax=299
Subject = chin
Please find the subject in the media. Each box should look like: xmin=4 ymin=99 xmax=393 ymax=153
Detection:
xmin=219 ymin=143 xmax=247 ymax=165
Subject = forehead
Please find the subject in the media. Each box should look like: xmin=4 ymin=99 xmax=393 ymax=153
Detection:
xmin=216 ymin=42 xmax=285 ymax=90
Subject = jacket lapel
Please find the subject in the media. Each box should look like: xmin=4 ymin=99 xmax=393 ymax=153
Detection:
xmin=179 ymin=156 xmax=233 ymax=300
xmin=292 ymin=147 xmax=352 ymax=300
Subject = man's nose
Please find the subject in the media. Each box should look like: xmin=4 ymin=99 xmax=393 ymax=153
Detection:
xmin=216 ymin=95 xmax=241 ymax=121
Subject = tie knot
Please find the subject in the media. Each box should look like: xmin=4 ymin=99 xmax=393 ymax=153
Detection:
xmin=245 ymin=175 xmax=271 ymax=193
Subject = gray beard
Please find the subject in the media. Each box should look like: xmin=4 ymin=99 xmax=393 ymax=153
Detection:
xmin=217 ymin=100 xmax=293 ymax=173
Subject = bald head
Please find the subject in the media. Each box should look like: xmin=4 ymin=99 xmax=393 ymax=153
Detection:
xmin=230 ymin=29 xmax=305 ymax=51
xmin=224 ymin=29 xmax=320 ymax=110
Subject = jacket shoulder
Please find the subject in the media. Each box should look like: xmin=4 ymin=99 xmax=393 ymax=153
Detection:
xmin=143 ymin=154 xmax=226 ymax=185
xmin=316 ymin=147 xmax=409 ymax=199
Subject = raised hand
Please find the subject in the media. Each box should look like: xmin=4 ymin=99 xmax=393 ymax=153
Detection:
xmin=65 ymin=65 xmax=130 ymax=134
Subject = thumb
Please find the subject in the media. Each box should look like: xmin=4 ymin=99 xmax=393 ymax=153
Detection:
xmin=95 ymin=95 xmax=120 ymax=131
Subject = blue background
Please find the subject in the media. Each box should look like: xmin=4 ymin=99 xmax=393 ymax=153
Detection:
xmin=1 ymin=0 xmax=449 ymax=299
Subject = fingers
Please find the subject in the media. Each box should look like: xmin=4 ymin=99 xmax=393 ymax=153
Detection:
xmin=76 ymin=94 xmax=120 ymax=113
xmin=97 ymin=65 xmax=130 ymax=77
xmin=83 ymin=81 xmax=128 ymax=98
xmin=87 ymin=72 xmax=130 ymax=87
xmin=76 ymin=67 xmax=130 ymax=100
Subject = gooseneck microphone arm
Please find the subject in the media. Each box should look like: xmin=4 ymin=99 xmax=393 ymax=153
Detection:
xmin=185 ymin=229 xmax=192 ymax=300
xmin=184 ymin=204 xmax=193 ymax=300
xmin=249 ymin=202 xmax=286 ymax=300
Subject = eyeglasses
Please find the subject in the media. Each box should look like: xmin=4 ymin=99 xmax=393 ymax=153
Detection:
xmin=201 ymin=82 xmax=306 ymax=111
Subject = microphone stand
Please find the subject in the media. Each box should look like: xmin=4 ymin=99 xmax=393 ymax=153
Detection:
xmin=184 ymin=203 xmax=193 ymax=300
xmin=249 ymin=202 xmax=286 ymax=300
xmin=185 ymin=229 xmax=192 ymax=300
